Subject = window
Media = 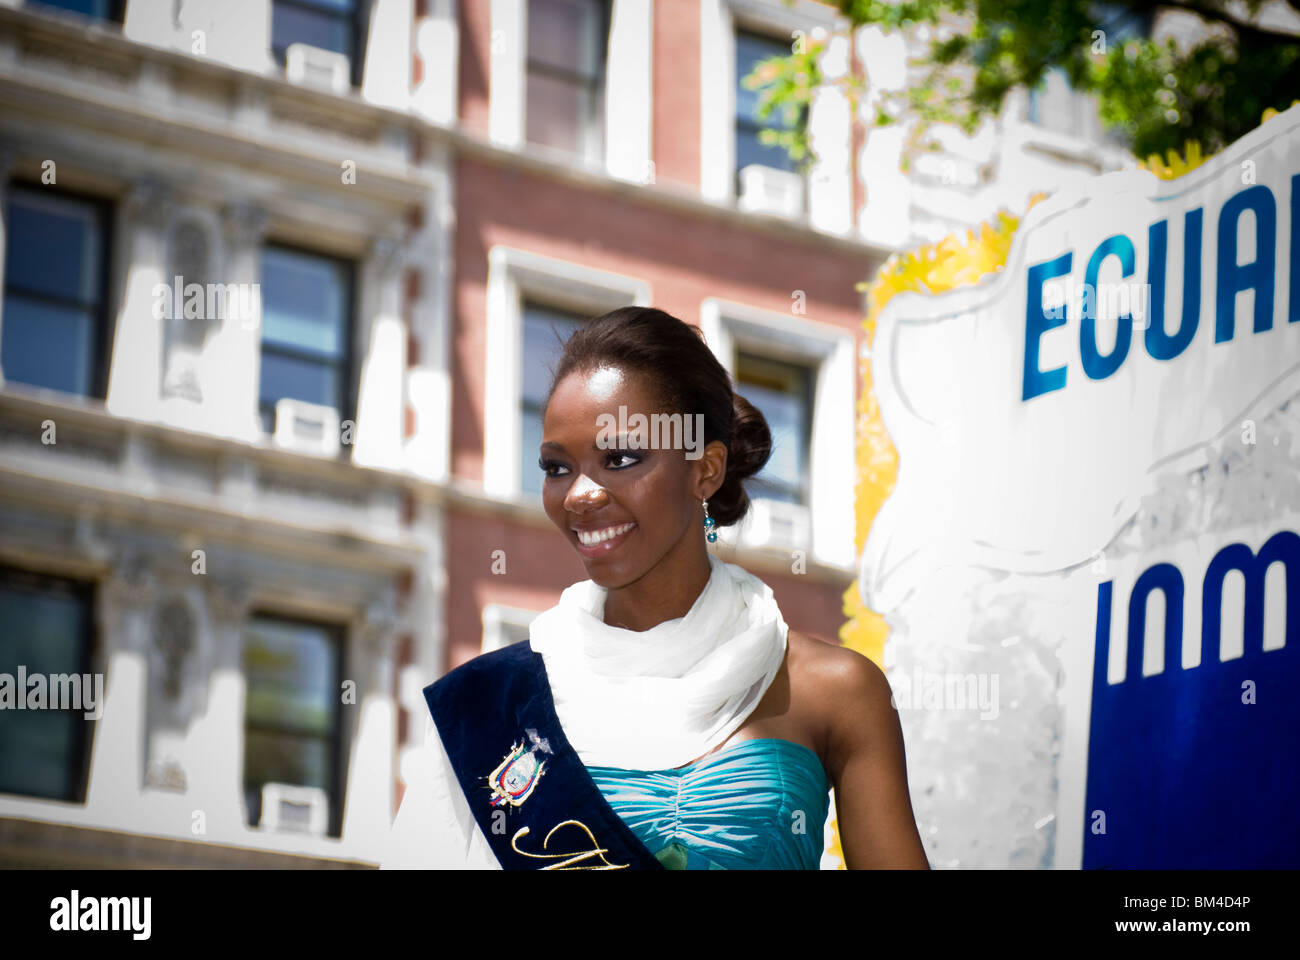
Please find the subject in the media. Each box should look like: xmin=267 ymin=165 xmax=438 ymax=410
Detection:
xmin=271 ymin=0 xmax=369 ymax=87
xmin=0 ymin=568 xmax=95 ymax=803
xmin=2 ymin=185 xmax=112 ymax=399
xmin=735 ymin=352 xmax=813 ymax=506
xmin=521 ymin=300 xmax=587 ymax=495
xmin=257 ymin=244 xmax=354 ymax=436
xmin=525 ymin=0 xmax=610 ymax=160
xmin=25 ymin=0 xmax=124 ymax=22
xmin=702 ymin=299 xmax=856 ymax=566
xmin=483 ymin=246 xmax=649 ymax=499
xmin=735 ymin=28 xmax=806 ymax=193
xmin=242 ymin=614 xmax=345 ymax=837
xmin=482 ymin=604 xmax=538 ymax=653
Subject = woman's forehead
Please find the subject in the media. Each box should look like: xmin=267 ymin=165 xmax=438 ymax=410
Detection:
xmin=550 ymin=365 xmax=658 ymax=409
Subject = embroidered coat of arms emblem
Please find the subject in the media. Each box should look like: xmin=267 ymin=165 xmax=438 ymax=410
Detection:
xmin=487 ymin=728 xmax=553 ymax=807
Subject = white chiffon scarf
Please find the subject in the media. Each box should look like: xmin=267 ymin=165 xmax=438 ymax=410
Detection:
xmin=527 ymin=552 xmax=789 ymax=771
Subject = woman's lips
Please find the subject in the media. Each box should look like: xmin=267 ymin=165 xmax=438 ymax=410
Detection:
xmin=573 ymin=521 xmax=637 ymax=558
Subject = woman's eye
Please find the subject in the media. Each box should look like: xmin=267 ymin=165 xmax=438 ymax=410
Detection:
xmin=538 ymin=458 xmax=570 ymax=478
xmin=606 ymin=450 xmax=641 ymax=469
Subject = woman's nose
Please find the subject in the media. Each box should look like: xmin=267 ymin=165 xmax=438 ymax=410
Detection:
xmin=565 ymin=473 xmax=608 ymax=510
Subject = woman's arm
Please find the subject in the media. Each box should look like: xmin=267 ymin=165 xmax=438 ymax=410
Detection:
xmin=820 ymin=649 xmax=930 ymax=869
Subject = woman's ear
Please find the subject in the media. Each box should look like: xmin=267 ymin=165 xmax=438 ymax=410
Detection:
xmin=694 ymin=440 xmax=728 ymax=500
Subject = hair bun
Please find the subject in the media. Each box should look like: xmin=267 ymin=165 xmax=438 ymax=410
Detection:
xmin=707 ymin=391 xmax=772 ymax=526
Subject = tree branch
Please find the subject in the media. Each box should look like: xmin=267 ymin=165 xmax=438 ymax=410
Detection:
xmin=1131 ymin=0 xmax=1300 ymax=46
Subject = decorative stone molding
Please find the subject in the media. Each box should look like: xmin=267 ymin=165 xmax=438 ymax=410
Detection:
xmin=369 ymin=233 xmax=407 ymax=281
xmin=125 ymin=177 xmax=175 ymax=230
xmin=153 ymin=597 xmax=197 ymax=702
xmin=206 ymin=580 xmax=252 ymax=627
xmin=359 ymin=591 xmax=403 ymax=655
xmin=98 ymin=551 xmax=156 ymax=645
xmin=220 ymin=201 xmax=270 ymax=249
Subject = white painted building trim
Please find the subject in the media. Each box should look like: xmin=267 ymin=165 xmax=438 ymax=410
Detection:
xmin=489 ymin=0 xmax=527 ymax=149
xmin=413 ymin=0 xmax=460 ymax=125
xmin=605 ymin=0 xmax=653 ymax=183
xmin=482 ymin=246 xmax=650 ymax=499
xmin=701 ymin=0 xmax=850 ymax=230
xmin=481 ymin=602 xmax=541 ymax=653
xmin=361 ymin=0 xmax=415 ymax=110
xmin=700 ymin=297 xmax=856 ymax=568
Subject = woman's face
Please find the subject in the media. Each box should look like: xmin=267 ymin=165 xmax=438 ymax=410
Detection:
xmin=539 ymin=365 xmax=724 ymax=589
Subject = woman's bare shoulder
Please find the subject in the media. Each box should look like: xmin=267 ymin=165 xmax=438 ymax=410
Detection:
xmin=786 ymin=629 xmax=889 ymax=695
xmin=785 ymin=629 xmax=897 ymax=777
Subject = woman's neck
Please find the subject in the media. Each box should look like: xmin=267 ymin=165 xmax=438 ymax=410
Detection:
xmin=602 ymin=544 xmax=712 ymax=633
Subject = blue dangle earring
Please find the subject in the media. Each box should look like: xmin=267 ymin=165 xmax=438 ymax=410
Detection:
xmin=703 ymin=498 xmax=717 ymax=543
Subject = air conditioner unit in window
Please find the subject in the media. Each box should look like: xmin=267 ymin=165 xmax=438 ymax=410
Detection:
xmin=273 ymin=398 xmax=341 ymax=457
xmin=285 ymin=43 xmax=350 ymax=95
xmin=261 ymin=783 xmax=329 ymax=837
xmin=738 ymin=164 xmax=804 ymax=218
xmin=742 ymin=498 xmax=811 ymax=551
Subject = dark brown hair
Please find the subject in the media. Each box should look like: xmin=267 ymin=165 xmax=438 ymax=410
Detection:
xmin=541 ymin=306 xmax=772 ymax=526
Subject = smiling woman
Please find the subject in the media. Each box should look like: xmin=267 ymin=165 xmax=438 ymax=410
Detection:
xmin=381 ymin=307 xmax=929 ymax=871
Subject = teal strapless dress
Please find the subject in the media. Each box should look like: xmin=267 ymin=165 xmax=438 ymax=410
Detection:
xmin=585 ymin=738 xmax=831 ymax=870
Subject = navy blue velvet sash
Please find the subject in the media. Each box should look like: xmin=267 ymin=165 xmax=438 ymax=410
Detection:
xmin=423 ymin=639 xmax=665 ymax=870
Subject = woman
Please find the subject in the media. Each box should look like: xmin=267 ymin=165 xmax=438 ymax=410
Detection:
xmin=381 ymin=307 xmax=929 ymax=870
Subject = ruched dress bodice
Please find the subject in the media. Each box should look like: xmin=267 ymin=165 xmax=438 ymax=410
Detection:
xmin=585 ymin=738 xmax=831 ymax=869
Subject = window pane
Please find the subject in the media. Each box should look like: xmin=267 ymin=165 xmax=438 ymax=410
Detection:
xmin=521 ymin=303 xmax=585 ymax=494
xmin=526 ymin=72 xmax=587 ymax=153
xmin=28 ymin=0 xmax=119 ymax=20
xmin=521 ymin=403 xmax=546 ymax=495
xmin=244 ymin=731 xmax=331 ymax=792
xmin=521 ymin=303 xmax=584 ymax=404
xmin=736 ymin=127 xmax=797 ymax=174
xmin=244 ymin=617 xmax=338 ymax=736
xmin=272 ymin=1 xmax=354 ymax=58
xmin=261 ymin=247 xmax=347 ymax=357
xmin=0 ymin=575 xmax=90 ymax=801
xmin=529 ymin=0 xmax=603 ymax=76
xmin=737 ymin=354 xmax=811 ymax=504
xmin=0 ymin=297 xmax=96 ymax=396
xmin=5 ymin=188 xmax=102 ymax=304
xmin=735 ymin=31 xmax=795 ymax=128
xmin=259 ymin=350 xmax=340 ymax=413
xmin=243 ymin=731 xmax=331 ymax=827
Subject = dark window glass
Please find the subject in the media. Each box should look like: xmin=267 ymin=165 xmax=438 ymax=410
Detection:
xmin=525 ymin=0 xmax=609 ymax=157
xmin=243 ymin=614 xmax=344 ymax=836
xmin=735 ymin=29 xmax=806 ymax=187
xmin=0 ymin=568 xmax=95 ymax=803
xmin=26 ymin=0 xmax=124 ymax=22
xmin=271 ymin=0 xmax=366 ymax=86
xmin=521 ymin=301 xmax=586 ymax=495
xmin=258 ymin=244 xmax=353 ymax=435
xmin=735 ymin=352 xmax=813 ymax=506
xmin=1 ymin=186 xmax=111 ymax=398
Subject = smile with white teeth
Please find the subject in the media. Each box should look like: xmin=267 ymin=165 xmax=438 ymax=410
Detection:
xmin=576 ymin=522 xmax=636 ymax=546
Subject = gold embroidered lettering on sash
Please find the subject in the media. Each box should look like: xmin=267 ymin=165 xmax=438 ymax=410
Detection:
xmin=510 ymin=819 xmax=630 ymax=870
